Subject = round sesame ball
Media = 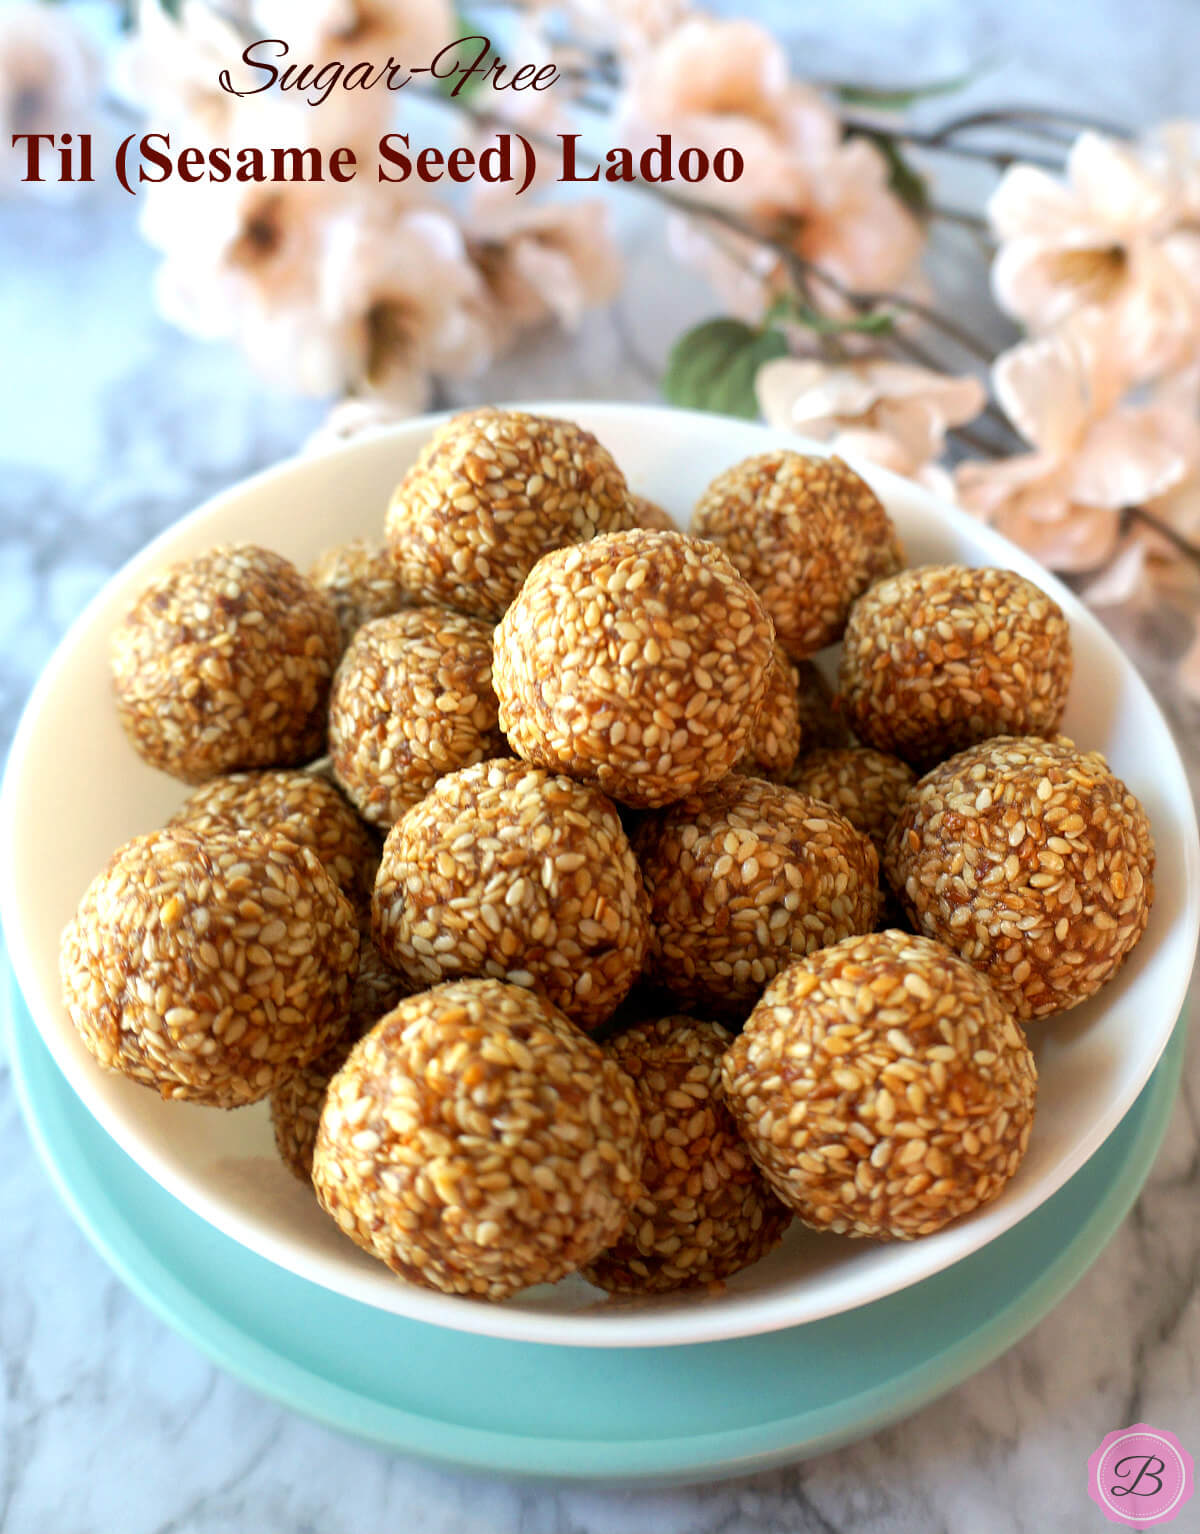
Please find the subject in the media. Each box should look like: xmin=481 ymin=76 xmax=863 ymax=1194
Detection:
xmin=111 ymin=543 xmax=341 ymax=783
xmin=270 ymin=939 xmax=410 ymax=1182
xmin=309 ymin=537 xmax=414 ymax=651
xmin=385 ymin=409 xmax=637 ymax=621
xmin=373 ymin=758 xmax=650 ymax=1032
xmin=691 ymin=453 xmax=901 ymax=659
xmin=329 ymin=608 xmax=507 ymax=831
xmin=884 ymin=735 xmax=1155 ymax=1020
xmin=494 ymin=528 xmax=775 ymax=809
xmin=60 ymin=827 xmax=359 ymax=1107
xmin=836 ymin=564 xmax=1073 ymax=768
xmin=634 ymin=775 xmax=880 ymax=1019
xmin=583 ymin=1016 xmax=791 ymax=1294
xmin=722 ymin=930 xmax=1038 ymax=1240
xmin=170 ymin=768 xmax=379 ymax=926
xmin=735 ymin=643 xmax=802 ymax=780
xmin=794 ymin=660 xmax=853 ymax=752
xmin=630 ymin=494 xmax=677 ymax=531
xmin=312 ymin=979 xmax=645 ymax=1301
xmin=787 ymin=748 xmax=916 ymax=856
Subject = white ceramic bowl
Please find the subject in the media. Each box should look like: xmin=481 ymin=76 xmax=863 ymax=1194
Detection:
xmin=3 ymin=403 xmax=1197 ymax=1349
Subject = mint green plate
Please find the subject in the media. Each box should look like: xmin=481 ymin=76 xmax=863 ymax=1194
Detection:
xmin=4 ymin=963 xmax=1184 ymax=1485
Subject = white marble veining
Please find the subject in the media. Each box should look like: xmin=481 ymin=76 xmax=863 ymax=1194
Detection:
xmin=3 ymin=3 xmax=1200 ymax=1530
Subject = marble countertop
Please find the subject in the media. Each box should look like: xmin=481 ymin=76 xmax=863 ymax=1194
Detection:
xmin=4 ymin=2 xmax=1200 ymax=1530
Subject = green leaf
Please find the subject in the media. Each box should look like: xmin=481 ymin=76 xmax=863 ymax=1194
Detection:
xmin=834 ymin=72 xmax=974 ymax=111
xmin=159 ymin=0 xmax=183 ymax=15
xmin=662 ymin=318 xmax=789 ymax=421
xmin=857 ymin=129 xmax=930 ymax=215
xmin=784 ymin=300 xmax=895 ymax=337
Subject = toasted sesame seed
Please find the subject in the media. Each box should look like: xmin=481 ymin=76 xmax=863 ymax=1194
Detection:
xmin=110 ymin=544 xmax=341 ymax=783
xmin=385 ymin=410 xmax=638 ymax=621
xmin=884 ymin=735 xmax=1155 ymax=1019
xmin=722 ymin=930 xmax=1038 ymax=1240
xmin=311 ymin=979 xmax=644 ymax=1301
xmin=691 ymin=452 xmax=902 ymax=659
xmin=60 ymin=827 xmax=359 ymax=1108
xmin=836 ymin=565 xmax=1072 ymax=767
xmin=494 ymin=529 xmax=775 ymax=809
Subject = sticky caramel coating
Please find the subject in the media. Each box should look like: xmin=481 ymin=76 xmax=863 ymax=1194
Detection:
xmin=171 ymin=768 xmax=378 ymax=926
xmin=111 ymin=543 xmax=341 ymax=783
xmin=884 ymin=735 xmax=1155 ymax=1020
xmin=836 ymin=564 xmax=1073 ymax=768
xmin=329 ymin=608 xmax=507 ymax=831
xmin=308 ymin=537 xmax=415 ymax=651
xmin=584 ymin=1016 xmax=790 ymax=1294
xmin=691 ymin=453 xmax=901 ymax=658
xmin=735 ymin=643 xmax=802 ymax=780
xmin=60 ymin=827 xmax=358 ymax=1107
xmin=312 ymin=979 xmax=645 ymax=1301
xmin=494 ymin=528 xmax=775 ymax=809
xmin=373 ymin=758 xmax=650 ymax=1032
xmin=385 ymin=410 xmax=637 ymax=620
xmin=787 ymin=747 xmax=916 ymax=856
xmin=723 ymin=930 xmax=1038 ymax=1240
xmin=634 ymin=775 xmax=880 ymax=1018
xmin=270 ymin=940 xmax=410 ymax=1182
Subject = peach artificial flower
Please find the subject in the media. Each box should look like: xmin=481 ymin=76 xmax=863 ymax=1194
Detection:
xmin=956 ymin=315 xmax=1196 ymax=572
xmin=617 ymin=17 xmax=837 ymax=220
xmin=561 ymin=0 xmax=694 ymax=56
xmin=315 ymin=206 xmax=494 ymax=409
xmin=467 ymin=197 xmax=622 ymax=341
xmin=114 ymin=0 xmax=254 ymax=140
xmin=757 ymin=357 xmax=985 ymax=491
xmin=988 ymin=131 xmax=1200 ymax=378
xmin=0 ymin=2 xmax=100 ymax=195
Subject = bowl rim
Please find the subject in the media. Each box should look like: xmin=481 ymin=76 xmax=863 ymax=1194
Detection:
xmin=3 ymin=398 xmax=1198 ymax=1349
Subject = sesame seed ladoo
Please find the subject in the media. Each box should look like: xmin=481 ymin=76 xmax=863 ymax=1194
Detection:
xmin=329 ymin=607 xmax=507 ymax=831
xmin=312 ymin=979 xmax=645 ymax=1300
xmin=385 ymin=408 xmax=638 ymax=621
xmin=170 ymin=768 xmax=379 ymax=927
xmin=692 ymin=452 xmax=903 ymax=659
xmin=635 ymin=774 xmax=880 ymax=1018
xmin=722 ymin=930 xmax=1038 ymax=1240
xmin=60 ymin=827 xmax=359 ymax=1108
xmin=270 ymin=938 xmax=410 ymax=1183
xmin=111 ymin=543 xmax=341 ymax=783
xmin=494 ymin=527 xmax=776 ymax=809
xmin=787 ymin=747 xmax=917 ymax=856
xmin=793 ymin=659 xmax=853 ymax=752
xmin=308 ymin=536 xmax=415 ymax=652
xmin=735 ymin=642 xmax=802 ymax=780
xmin=373 ymin=757 xmax=650 ymax=1032
xmin=584 ymin=1016 xmax=791 ymax=1294
xmin=884 ymin=735 xmax=1155 ymax=1020
xmin=836 ymin=564 xmax=1073 ymax=767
